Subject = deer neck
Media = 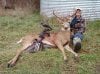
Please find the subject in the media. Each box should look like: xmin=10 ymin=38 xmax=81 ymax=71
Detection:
xmin=61 ymin=22 xmax=70 ymax=31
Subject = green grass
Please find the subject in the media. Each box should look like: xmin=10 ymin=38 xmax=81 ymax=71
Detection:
xmin=0 ymin=13 xmax=100 ymax=74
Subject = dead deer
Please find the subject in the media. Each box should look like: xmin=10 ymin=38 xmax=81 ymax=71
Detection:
xmin=7 ymin=12 xmax=78 ymax=68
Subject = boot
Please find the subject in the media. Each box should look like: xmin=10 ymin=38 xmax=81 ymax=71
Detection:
xmin=73 ymin=37 xmax=82 ymax=53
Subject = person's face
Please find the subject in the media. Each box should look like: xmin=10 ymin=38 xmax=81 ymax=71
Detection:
xmin=76 ymin=10 xmax=81 ymax=17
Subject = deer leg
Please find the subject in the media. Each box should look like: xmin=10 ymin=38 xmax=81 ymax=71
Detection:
xmin=7 ymin=44 xmax=31 ymax=67
xmin=56 ymin=43 xmax=67 ymax=61
xmin=64 ymin=44 xmax=78 ymax=57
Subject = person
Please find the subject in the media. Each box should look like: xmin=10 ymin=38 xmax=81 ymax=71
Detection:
xmin=70 ymin=9 xmax=86 ymax=53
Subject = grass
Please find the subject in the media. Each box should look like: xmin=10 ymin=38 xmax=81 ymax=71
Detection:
xmin=0 ymin=13 xmax=100 ymax=74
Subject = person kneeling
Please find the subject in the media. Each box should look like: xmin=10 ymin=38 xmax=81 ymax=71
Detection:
xmin=70 ymin=9 xmax=86 ymax=53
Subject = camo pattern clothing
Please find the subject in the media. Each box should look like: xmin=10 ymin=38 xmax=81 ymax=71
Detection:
xmin=70 ymin=16 xmax=85 ymax=40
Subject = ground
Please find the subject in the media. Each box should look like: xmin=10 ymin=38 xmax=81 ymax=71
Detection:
xmin=0 ymin=13 xmax=100 ymax=74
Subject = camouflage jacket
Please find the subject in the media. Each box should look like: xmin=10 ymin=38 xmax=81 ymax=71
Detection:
xmin=70 ymin=16 xmax=86 ymax=34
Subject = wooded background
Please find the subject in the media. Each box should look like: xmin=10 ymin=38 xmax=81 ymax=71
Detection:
xmin=0 ymin=0 xmax=40 ymax=15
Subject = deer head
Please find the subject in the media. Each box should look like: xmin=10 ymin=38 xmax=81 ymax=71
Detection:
xmin=53 ymin=11 xmax=72 ymax=31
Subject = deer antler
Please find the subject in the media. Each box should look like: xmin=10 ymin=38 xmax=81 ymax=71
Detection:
xmin=53 ymin=10 xmax=64 ymax=24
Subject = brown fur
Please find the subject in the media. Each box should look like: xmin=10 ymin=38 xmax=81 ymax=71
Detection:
xmin=7 ymin=14 xmax=78 ymax=67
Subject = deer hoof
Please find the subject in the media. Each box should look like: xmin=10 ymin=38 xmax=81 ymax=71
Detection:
xmin=7 ymin=62 xmax=15 ymax=68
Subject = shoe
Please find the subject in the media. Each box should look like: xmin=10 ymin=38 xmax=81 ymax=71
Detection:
xmin=74 ymin=42 xmax=81 ymax=53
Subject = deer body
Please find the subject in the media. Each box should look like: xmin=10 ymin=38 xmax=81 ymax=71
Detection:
xmin=7 ymin=13 xmax=78 ymax=67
